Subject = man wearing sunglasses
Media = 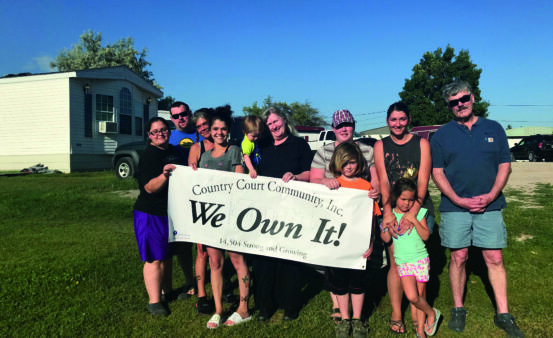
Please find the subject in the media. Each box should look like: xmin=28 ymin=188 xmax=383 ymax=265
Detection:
xmin=166 ymin=101 xmax=203 ymax=302
xmin=168 ymin=101 xmax=204 ymax=162
xmin=430 ymin=81 xmax=523 ymax=337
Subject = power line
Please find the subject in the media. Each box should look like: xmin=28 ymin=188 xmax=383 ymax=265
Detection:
xmin=496 ymin=120 xmax=553 ymax=123
xmin=490 ymin=104 xmax=553 ymax=107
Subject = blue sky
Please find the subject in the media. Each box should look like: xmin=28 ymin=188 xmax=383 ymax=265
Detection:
xmin=2 ymin=0 xmax=552 ymax=131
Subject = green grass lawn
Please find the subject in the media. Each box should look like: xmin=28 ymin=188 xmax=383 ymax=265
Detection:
xmin=0 ymin=172 xmax=550 ymax=337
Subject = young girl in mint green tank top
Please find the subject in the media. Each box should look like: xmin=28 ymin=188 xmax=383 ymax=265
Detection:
xmin=381 ymin=178 xmax=441 ymax=337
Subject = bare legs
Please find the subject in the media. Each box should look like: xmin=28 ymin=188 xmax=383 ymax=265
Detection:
xmin=387 ymin=244 xmax=406 ymax=333
xmin=482 ymin=249 xmax=508 ymax=313
xmin=196 ymin=245 xmax=208 ymax=298
xmin=450 ymin=248 xmax=508 ymax=313
xmin=337 ymin=293 xmax=365 ymax=320
xmin=206 ymin=248 xmax=250 ymax=328
xmin=401 ymin=276 xmax=434 ymax=337
xmin=143 ymin=259 xmax=171 ymax=304
xmin=228 ymin=251 xmax=250 ymax=317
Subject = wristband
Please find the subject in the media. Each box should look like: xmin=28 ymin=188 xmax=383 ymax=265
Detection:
xmin=379 ymin=223 xmax=389 ymax=233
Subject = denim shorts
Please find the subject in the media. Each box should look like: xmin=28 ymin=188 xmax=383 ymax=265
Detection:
xmin=440 ymin=210 xmax=507 ymax=249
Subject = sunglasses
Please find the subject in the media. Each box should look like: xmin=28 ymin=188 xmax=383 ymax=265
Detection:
xmin=148 ymin=128 xmax=169 ymax=136
xmin=448 ymin=94 xmax=471 ymax=107
xmin=171 ymin=111 xmax=190 ymax=119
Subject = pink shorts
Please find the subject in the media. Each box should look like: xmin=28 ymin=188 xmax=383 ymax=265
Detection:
xmin=397 ymin=256 xmax=430 ymax=282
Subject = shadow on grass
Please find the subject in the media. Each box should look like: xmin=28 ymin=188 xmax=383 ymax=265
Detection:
xmin=426 ymin=225 xmax=447 ymax=306
xmin=464 ymin=247 xmax=497 ymax=311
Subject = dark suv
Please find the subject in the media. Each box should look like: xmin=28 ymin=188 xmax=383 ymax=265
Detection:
xmin=112 ymin=116 xmax=244 ymax=179
xmin=510 ymin=134 xmax=553 ymax=162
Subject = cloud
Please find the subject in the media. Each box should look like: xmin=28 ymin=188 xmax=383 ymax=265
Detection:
xmin=23 ymin=55 xmax=56 ymax=72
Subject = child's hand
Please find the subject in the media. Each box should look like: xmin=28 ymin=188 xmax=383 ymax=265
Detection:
xmin=249 ymin=169 xmax=257 ymax=178
xmin=398 ymin=215 xmax=414 ymax=235
xmin=367 ymin=188 xmax=379 ymax=200
xmin=190 ymin=163 xmax=198 ymax=171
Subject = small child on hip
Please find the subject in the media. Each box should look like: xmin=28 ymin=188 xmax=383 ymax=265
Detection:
xmin=241 ymin=115 xmax=264 ymax=178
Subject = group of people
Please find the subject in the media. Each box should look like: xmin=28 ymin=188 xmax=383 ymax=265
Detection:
xmin=131 ymin=80 xmax=523 ymax=338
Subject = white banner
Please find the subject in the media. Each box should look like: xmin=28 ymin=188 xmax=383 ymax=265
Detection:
xmin=168 ymin=166 xmax=373 ymax=269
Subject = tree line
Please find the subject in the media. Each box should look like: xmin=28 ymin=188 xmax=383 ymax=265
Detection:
xmin=51 ymin=31 xmax=488 ymax=128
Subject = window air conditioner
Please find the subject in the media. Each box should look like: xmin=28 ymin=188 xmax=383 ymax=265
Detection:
xmin=99 ymin=121 xmax=118 ymax=134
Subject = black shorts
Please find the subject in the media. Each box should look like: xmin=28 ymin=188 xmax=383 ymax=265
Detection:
xmin=325 ymin=266 xmax=368 ymax=295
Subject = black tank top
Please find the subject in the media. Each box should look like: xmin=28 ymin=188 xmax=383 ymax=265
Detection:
xmin=381 ymin=134 xmax=434 ymax=216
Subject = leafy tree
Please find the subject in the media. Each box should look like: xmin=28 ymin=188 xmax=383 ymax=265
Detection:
xmin=399 ymin=45 xmax=489 ymax=126
xmin=506 ymin=124 xmax=512 ymax=130
xmin=158 ymin=96 xmax=176 ymax=111
xmin=243 ymin=96 xmax=328 ymax=127
xmin=51 ymin=30 xmax=155 ymax=83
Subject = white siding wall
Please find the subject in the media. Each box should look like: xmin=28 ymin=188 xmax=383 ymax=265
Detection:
xmin=0 ymin=75 xmax=71 ymax=171
xmin=68 ymin=78 xmax=156 ymax=171
xmin=0 ymin=68 xmax=161 ymax=173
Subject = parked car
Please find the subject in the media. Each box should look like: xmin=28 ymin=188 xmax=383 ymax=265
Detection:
xmin=410 ymin=125 xmax=442 ymax=141
xmin=112 ymin=140 xmax=147 ymax=179
xmin=510 ymin=134 xmax=553 ymax=162
xmin=112 ymin=116 xmax=245 ymax=179
xmin=308 ymin=129 xmax=374 ymax=153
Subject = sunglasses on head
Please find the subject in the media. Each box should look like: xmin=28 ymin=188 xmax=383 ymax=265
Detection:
xmin=171 ymin=111 xmax=190 ymax=119
xmin=448 ymin=94 xmax=471 ymax=107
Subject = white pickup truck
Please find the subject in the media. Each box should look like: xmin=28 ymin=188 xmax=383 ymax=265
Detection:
xmin=307 ymin=129 xmax=376 ymax=152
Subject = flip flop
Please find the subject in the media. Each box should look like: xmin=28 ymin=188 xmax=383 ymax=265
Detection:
xmin=224 ymin=312 xmax=252 ymax=326
xmin=206 ymin=314 xmax=221 ymax=329
xmin=424 ymin=308 xmax=441 ymax=336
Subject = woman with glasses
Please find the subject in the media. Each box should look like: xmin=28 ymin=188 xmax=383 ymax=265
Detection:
xmin=133 ymin=117 xmax=182 ymax=316
xmin=373 ymin=102 xmax=434 ymax=334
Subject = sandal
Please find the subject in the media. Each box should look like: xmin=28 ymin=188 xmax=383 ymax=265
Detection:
xmin=207 ymin=314 xmax=221 ymax=329
xmin=177 ymin=284 xmax=196 ymax=300
xmin=225 ymin=312 xmax=252 ymax=326
xmin=412 ymin=320 xmax=419 ymax=333
xmin=389 ymin=319 xmax=406 ymax=334
xmin=331 ymin=308 xmax=342 ymax=324
xmin=196 ymin=297 xmax=213 ymax=315
xmin=424 ymin=308 xmax=441 ymax=336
